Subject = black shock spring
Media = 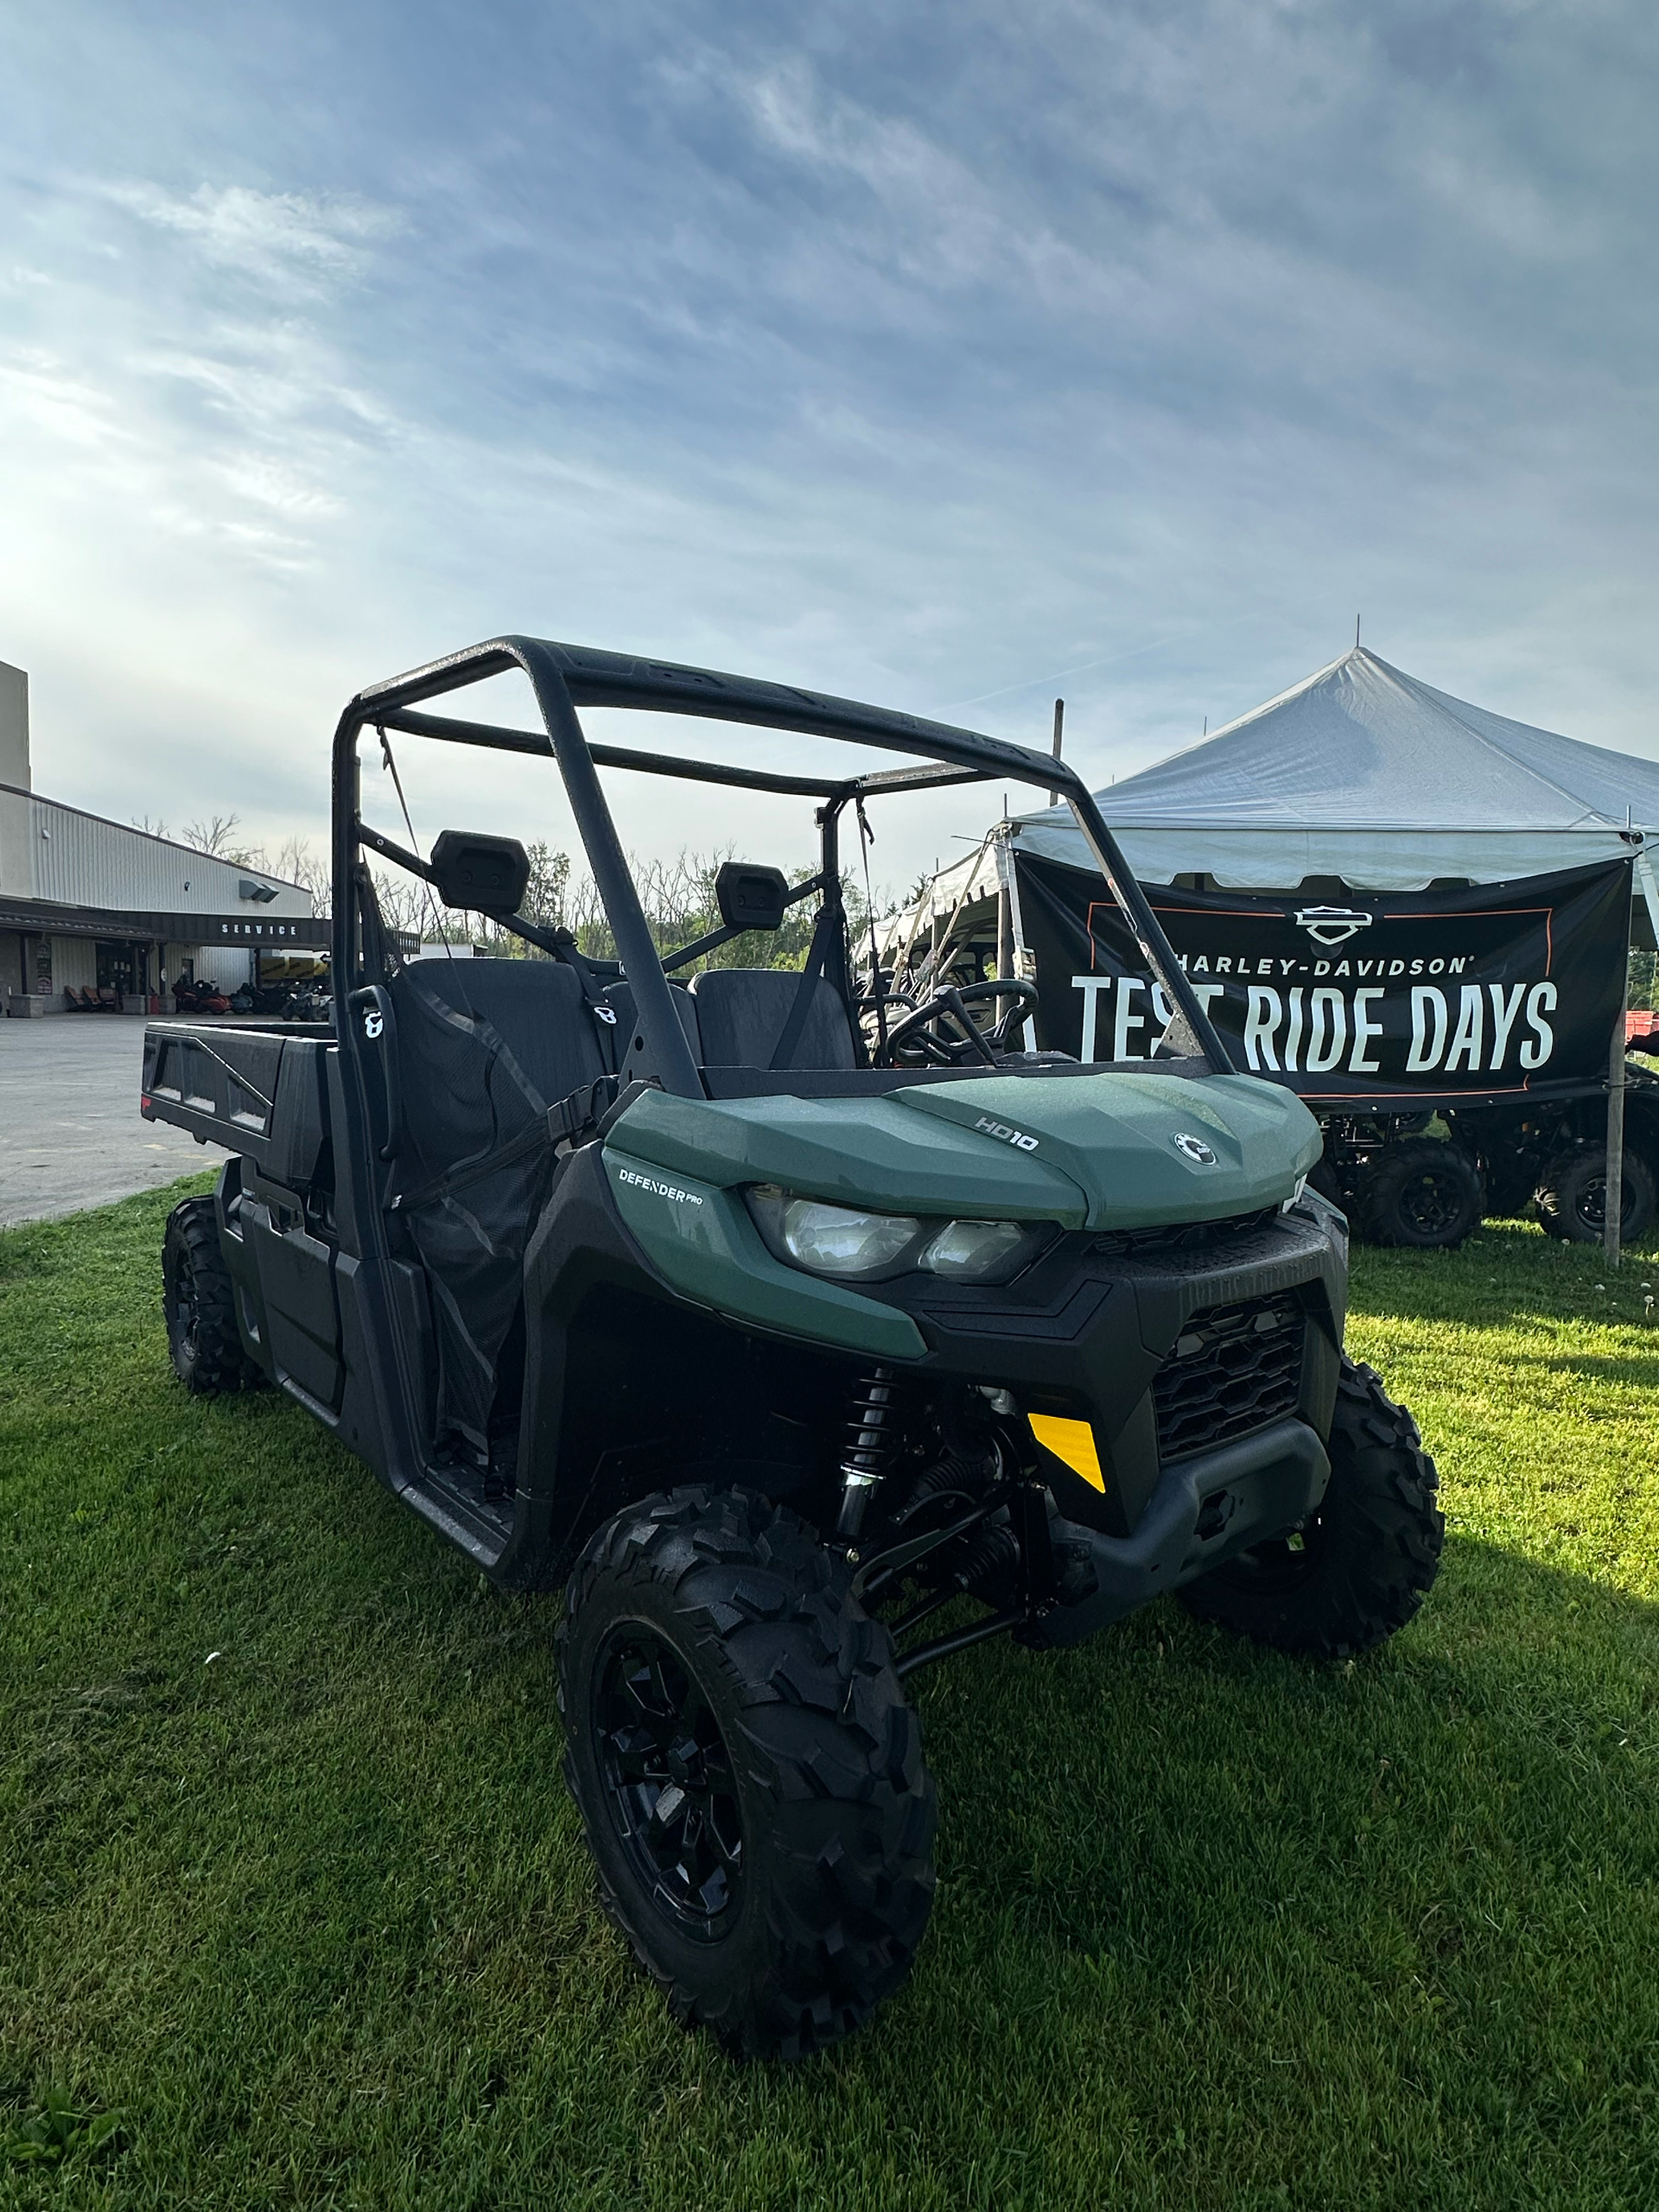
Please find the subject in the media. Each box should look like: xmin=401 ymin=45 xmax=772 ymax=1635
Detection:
xmin=836 ymin=1365 xmax=897 ymax=1541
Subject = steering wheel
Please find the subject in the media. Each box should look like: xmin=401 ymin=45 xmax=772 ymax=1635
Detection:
xmin=876 ymin=976 xmax=1041 ymax=1068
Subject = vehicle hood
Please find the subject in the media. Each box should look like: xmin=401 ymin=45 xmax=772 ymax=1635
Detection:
xmin=603 ymin=1071 xmax=1322 ymax=1231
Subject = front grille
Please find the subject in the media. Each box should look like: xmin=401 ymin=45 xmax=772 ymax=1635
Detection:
xmin=1090 ymin=1209 xmax=1278 ymax=1260
xmin=1152 ymin=1297 xmax=1304 ymax=1459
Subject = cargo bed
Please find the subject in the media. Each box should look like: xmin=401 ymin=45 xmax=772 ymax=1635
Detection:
xmin=142 ymin=1020 xmax=334 ymax=1186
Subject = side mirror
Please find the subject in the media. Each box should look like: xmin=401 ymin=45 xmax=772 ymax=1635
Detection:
xmin=715 ymin=861 xmax=789 ymax=934
xmin=429 ymin=830 xmax=531 ymax=917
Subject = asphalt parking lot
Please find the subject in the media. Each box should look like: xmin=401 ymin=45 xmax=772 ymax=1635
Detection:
xmin=0 ymin=1017 xmax=220 ymax=1227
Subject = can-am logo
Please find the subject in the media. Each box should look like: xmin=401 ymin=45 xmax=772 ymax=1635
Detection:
xmin=1172 ymin=1132 xmax=1217 ymax=1165
xmin=974 ymin=1116 xmax=1039 ymax=1152
xmin=1293 ymin=906 xmax=1375 ymax=948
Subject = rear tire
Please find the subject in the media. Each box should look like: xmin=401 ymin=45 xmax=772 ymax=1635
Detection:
xmin=1535 ymin=1145 xmax=1656 ymax=1246
xmin=162 ymin=1198 xmax=262 ymax=1394
xmin=557 ymin=1487 xmax=937 ymax=2060
xmin=1177 ymin=1358 xmax=1443 ymax=1658
xmin=1357 ymin=1137 xmax=1483 ymax=1249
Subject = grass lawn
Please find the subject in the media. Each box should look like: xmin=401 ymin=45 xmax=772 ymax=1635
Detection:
xmin=3 ymin=1179 xmax=1658 ymax=2211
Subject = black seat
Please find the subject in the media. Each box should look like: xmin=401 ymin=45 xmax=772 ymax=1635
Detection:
xmin=392 ymin=957 xmax=608 ymax=1137
xmin=386 ymin=957 xmax=609 ymax=1450
xmin=688 ymin=968 xmax=857 ymax=1070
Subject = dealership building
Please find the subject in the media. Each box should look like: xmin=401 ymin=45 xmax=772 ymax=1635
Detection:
xmin=1 ymin=658 xmax=325 ymax=1015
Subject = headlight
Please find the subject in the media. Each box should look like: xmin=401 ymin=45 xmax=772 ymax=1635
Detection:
xmin=748 ymin=1186 xmax=922 ymax=1278
xmin=747 ymin=1185 xmax=1048 ymax=1284
xmin=919 ymin=1218 xmax=1030 ymax=1278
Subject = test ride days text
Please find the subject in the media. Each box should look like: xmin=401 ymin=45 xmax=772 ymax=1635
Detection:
xmin=1071 ymin=963 xmax=1558 ymax=1077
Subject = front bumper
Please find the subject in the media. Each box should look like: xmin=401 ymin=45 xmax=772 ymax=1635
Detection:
xmin=1028 ymin=1415 xmax=1330 ymax=1648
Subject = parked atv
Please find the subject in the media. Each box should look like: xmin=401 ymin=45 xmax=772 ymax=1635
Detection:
xmin=287 ymin=984 xmax=331 ymax=1024
xmin=142 ymin=635 xmax=1442 ymax=2059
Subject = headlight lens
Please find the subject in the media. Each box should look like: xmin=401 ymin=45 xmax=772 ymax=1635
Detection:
xmin=747 ymin=1185 xmax=1046 ymax=1284
xmin=919 ymin=1217 xmax=1030 ymax=1279
xmin=749 ymin=1186 xmax=922 ymax=1277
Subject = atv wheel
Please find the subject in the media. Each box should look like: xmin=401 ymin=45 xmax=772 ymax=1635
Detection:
xmin=162 ymin=1198 xmax=262 ymax=1394
xmin=1177 ymin=1358 xmax=1442 ymax=1658
xmin=1535 ymin=1145 xmax=1656 ymax=1246
xmin=557 ymin=1487 xmax=936 ymax=2060
xmin=1357 ymin=1137 xmax=1483 ymax=1249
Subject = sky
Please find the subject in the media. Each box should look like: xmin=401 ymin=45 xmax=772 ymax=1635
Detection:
xmin=2 ymin=0 xmax=1656 ymax=896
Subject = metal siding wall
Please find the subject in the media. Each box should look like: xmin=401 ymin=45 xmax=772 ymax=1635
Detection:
xmin=26 ymin=797 xmax=312 ymax=918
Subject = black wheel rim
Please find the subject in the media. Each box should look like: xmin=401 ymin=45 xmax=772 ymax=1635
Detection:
xmin=1572 ymin=1173 xmax=1634 ymax=1236
xmin=594 ymin=1626 xmax=743 ymax=1941
xmin=1397 ymin=1169 xmax=1466 ymax=1237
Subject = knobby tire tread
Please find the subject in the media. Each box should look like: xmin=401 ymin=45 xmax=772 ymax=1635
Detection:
xmin=557 ymin=1486 xmax=937 ymax=2061
xmin=1535 ymin=1144 xmax=1656 ymax=1246
xmin=1178 ymin=1358 xmax=1444 ymax=1658
xmin=163 ymin=1198 xmax=262 ymax=1395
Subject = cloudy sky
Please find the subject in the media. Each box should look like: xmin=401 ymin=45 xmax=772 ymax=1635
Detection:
xmin=2 ymin=0 xmax=1655 ymax=892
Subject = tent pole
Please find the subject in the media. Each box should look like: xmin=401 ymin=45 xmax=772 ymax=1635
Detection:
xmin=1605 ymin=918 xmax=1630 ymax=1268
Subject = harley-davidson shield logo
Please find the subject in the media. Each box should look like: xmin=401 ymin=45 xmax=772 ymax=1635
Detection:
xmin=1292 ymin=905 xmax=1376 ymax=948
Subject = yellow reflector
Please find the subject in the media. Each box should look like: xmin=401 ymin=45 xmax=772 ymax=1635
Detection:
xmin=1027 ymin=1414 xmax=1105 ymax=1491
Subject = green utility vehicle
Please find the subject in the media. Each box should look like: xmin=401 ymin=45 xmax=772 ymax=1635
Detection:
xmin=143 ymin=638 xmax=1442 ymax=2058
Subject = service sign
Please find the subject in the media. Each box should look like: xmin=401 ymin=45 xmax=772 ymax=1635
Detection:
xmin=1013 ymin=854 xmax=1630 ymax=1105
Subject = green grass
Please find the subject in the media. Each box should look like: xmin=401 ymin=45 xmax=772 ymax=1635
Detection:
xmin=3 ymin=1183 xmax=1658 ymax=2211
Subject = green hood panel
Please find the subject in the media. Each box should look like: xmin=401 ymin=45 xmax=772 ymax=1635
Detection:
xmin=606 ymin=1089 xmax=1087 ymax=1224
xmin=895 ymin=1071 xmax=1324 ymax=1230
xmin=605 ymin=1071 xmax=1321 ymax=1233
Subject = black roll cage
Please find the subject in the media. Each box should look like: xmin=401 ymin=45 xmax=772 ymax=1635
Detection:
xmin=331 ymin=633 xmax=1232 ymax=1090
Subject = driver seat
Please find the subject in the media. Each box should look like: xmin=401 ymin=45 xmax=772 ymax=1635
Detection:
xmin=687 ymin=968 xmax=857 ymax=1071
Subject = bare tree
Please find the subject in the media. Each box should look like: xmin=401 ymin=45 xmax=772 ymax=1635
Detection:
xmin=272 ymin=833 xmax=332 ymax=916
xmin=181 ymin=812 xmax=262 ymax=867
xmin=368 ymin=864 xmax=435 ymax=941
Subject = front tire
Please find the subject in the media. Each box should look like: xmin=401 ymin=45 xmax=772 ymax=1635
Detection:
xmin=1177 ymin=1359 xmax=1443 ymax=1657
xmin=162 ymin=1198 xmax=262 ymax=1394
xmin=557 ymin=1487 xmax=937 ymax=2060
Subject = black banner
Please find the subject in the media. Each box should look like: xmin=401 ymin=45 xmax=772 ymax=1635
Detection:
xmin=1014 ymin=854 xmax=1630 ymax=1105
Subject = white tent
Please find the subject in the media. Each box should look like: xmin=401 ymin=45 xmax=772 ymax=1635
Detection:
xmin=894 ymin=647 xmax=1659 ymax=945
xmin=1018 ymin=645 xmax=1659 ymax=889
